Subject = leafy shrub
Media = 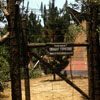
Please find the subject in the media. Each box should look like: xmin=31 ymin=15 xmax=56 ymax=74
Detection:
xmin=20 ymin=68 xmax=43 ymax=79
xmin=29 ymin=69 xmax=42 ymax=78
xmin=0 ymin=43 xmax=10 ymax=82
xmin=0 ymin=56 xmax=10 ymax=81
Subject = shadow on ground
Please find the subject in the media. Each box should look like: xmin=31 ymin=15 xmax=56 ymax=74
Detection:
xmin=0 ymin=93 xmax=9 ymax=100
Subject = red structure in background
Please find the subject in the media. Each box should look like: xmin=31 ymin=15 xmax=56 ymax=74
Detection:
xmin=64 ymin=61 xmax=88 ymax=76
xmin=65 ymin=61 xmax=88 ymax=71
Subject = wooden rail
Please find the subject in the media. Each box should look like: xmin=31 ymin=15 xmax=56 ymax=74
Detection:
xmin=28 ymin=42 xmax=89 ymax=48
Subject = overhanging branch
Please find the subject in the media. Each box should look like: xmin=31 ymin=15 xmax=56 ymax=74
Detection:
xmin=1 ymin=2 xmax=10 ymax=16
xmin=66 ymin=6 xmax=81 ymax=25
xmin=0 ymin=32 xmax=10 ymax=45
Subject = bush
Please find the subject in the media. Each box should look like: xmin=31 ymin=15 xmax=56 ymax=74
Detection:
xmin=0 ymin=44 xmax=10 ymax=82
xmin=29 ymin=69 xmax=42 ymax=78
xmin=20 ymin=68 xmax=43 ymax=79
xmin=0 ymin=56 xmax=10 ymax=81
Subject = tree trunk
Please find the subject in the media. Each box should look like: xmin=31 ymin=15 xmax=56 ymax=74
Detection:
xmin=87 ymin=21 xmax=95 ymax=100
xmin=87 ymin=5 xmax=100 ymax=100
xmin=8 ymin=1 xmax=22 ymax=100
xmin=92 ymin=7 xmax=100 ymax=100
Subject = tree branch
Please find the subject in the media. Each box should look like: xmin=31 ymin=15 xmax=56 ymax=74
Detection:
xmin=66 ymin=6 xmax=81 ymax=25
xmin=0 ymin=32 xmax=10 ymax=45
xmin=1 ymin=2 xmax=10 ymax=16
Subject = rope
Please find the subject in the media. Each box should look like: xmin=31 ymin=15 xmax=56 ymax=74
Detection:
xmin=51 ymin=74 xmax=54 ymax=100
xmin=69 ymin=57 xmax=74 ymax=100
xmin=70 ymin=57 xmax=73 ymax=79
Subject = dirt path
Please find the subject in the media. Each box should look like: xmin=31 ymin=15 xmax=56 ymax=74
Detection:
xmin=0 ymin=75 xmax=88 ymax=100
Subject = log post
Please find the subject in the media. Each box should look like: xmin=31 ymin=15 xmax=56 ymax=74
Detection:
xmin=91 ymin=7 xmax=100 ymax=100
xmin=7 ymin=0 xmax=22 ymax=100
xmin=87 ymin=4 xmax=100 ymax=100
xmin=87 ymin=21 xmax=95 ymax=100
xmin=22 ymin=18 xmax=31 ymax=100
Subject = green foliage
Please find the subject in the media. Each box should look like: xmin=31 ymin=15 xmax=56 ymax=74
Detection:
xmin=0 ymin=44 xmax=10 ymax=81
xmin=29 ymin=69 xmax=42 ymax=78
xmin=41 ymin=63 xmax=52 ymax=74
xmin=0 ymin=25 xmax=10 ymax=82
xmin=0 ymin=43 xmax=10 ymax=92
xmin=40 ymin=1 xmax=71 ymax=43
xmin=89 ymin=0 xmax=100 ymax=4
xmin=27 ymin=12 xmax=42 ymax=43
xmin=39 ymin=1 xmax=73 ymax=73
xmin=20 ymin=68 xmax=42 ymax=79
xmin=68 ymin=24 xmax=84 ymax=42
xmin=0 ymin=5 xmax=10 ymax=89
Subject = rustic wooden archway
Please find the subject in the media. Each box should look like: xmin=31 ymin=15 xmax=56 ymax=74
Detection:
xmin=28 ymin=42 xmax=89 ymax=99
xmin=0 ymin=1 xmax=100 ymax=100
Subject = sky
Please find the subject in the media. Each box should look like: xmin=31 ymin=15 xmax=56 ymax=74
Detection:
xmin=24 ymin=0 xmax=75 ymax=9
xmin=0 ymin=0 xmax=75 ymax=27
xmin=23 ymin=0 xmax=75 ymax=26
xmin=23 ymin=0 xmax=75 ymax=19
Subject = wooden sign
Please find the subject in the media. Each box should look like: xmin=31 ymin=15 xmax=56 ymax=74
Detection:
xmin=47 ymin=44 xmax=73 ymax=56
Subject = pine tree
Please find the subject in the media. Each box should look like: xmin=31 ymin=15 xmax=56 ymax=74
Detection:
xmin=40 ymin=0 xmax=71 ymax=77
xmin=27 ymin=12 xmax=42 ymax=43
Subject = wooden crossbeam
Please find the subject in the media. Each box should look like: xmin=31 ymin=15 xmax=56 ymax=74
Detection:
xmin=28 ymin=42 xmax=89 ymax=48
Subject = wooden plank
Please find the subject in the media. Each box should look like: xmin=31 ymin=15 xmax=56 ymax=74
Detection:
xmin=28 ymin=43 xmax=46 ymax=47
xmin=22 ymin=18 xmax=30 ymax=100
xmin=28 ymin=42 xmax=89 ymax=48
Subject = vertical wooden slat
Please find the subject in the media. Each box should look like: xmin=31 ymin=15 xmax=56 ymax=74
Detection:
xmin=22 ymin=18 xmax=31 ymax=100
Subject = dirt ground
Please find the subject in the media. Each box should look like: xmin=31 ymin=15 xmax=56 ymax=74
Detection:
xmin=0 ymin=75 xmax=88 ymax=100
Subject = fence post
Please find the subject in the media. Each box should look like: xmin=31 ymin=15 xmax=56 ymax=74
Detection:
xmin=22 ymin=17 xmax=31 ymax=100
xmin=87 ymin=5 xmax=100 ymax=100
xmin=8 ymin=1 xmax=22 ymax=100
